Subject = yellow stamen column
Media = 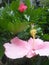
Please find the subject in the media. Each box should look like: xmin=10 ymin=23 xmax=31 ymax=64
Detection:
xmin=30 ymin=29 xmax=37 ymax=49
xmin=30 ymin=29 xmax=37 ymax=39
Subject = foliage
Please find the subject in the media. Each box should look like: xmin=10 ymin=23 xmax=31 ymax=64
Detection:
xmin=40 ymin=0 xmax=49 ymax=7
xmin=0 ymin=0 xmax=49 ymax=65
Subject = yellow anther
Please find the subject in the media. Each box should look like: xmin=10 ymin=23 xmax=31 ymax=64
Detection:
xmin=30 ymin=29 xmax=37 ymax=39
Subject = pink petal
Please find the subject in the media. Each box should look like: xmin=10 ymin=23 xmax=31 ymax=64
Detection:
xmin=26 ymin=50 xmax=36 ymax=58
xmin=19 ymin=3 xmax=25 ymax=7
xmin=28 ymin=38 xmax=44 ymax=50
xmin=18 ymin=3 xmax=27 ymax=12
xmin=4 ymin=43 xmax=28 ymax=59
xmin=11 ymin=37 xmax=27 ymax=46
xmin=3 ymin=37 xmax=29 ymax=59
xmin=35 ymin=41 xmax=49 ymax=56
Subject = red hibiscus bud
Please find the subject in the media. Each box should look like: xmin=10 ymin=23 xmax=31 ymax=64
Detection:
xmin=18 ymin=3 xmax=27 ymax=12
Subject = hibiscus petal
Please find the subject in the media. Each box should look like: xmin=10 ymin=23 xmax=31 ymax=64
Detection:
xmin=28 ymin=38 xmax=44 ymax=50
xmin=3 ymin=37 xmax=29 ymax=59
xmin=4 ymin=43 xmax=29 ymax=59
xmin=11 ymin=37 xmax=27 ymax=46
xmin=35 ymin=42 xmax=49 ymax=56
xmin=26 ymin=50 xmax=36 ymax=58
xmin=18 ymin=3 xmax=27 ymax=12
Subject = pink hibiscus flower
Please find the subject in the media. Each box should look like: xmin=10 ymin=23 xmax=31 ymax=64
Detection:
xmin=18 ymin=3 xmax=27 ymax=12
xmin=26 ymin=38 xmax=49 ymax=58
xmin=3 ymin=37 xmax=49 ymax=59
xmin=3 ymin=37 xmax=29 ymax=59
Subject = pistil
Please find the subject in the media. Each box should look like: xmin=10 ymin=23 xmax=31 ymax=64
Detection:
xmin=30 ymin=29 xmax=37 ymax=49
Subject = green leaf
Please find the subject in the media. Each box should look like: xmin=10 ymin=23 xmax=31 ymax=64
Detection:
xmin=0 ymin=19 xmax=8 ymax=30
xmin=0 ymin=45 xmax=4 ymax=59
xmin=17 ymin=27 xmax=30 ymax=40
xmin=0 ymin=38 xmax=4 ymax=59
xmin=7 ymin=21 xmax=29 ymax=34
xmin=42 ymin=34 xmax=49 ymax=41
xmin=24 ymin=0 xmax=32 ymax=15
xmin=24 ymin=0 xmax=31 ymax=8
xmin=10 ymin=0 xmax=20 ymax=11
